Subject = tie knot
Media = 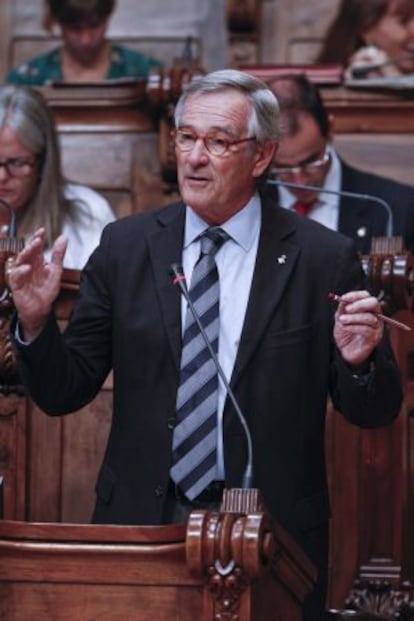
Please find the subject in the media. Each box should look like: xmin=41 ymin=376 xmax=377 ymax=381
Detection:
xmin=200 ymin=227 xmax=229 ymax=256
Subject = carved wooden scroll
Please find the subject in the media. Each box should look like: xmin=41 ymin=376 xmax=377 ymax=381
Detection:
xmin=186 ymin=488 xmax=316 ymax=620
xmin=0 ymin=236 xmax=25 ymax=394
xmin=361 ymin=237 xmax=414 ymax=315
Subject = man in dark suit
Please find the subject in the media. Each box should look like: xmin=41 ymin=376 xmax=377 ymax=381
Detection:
xmin=9 ymin=69 xmax=402 ymax=621
xmin=268 ymin=74 xmax=414 ymax=255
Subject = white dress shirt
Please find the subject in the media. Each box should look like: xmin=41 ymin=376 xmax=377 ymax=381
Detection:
xmin=182 ymin=194 xmax=261 ymax=478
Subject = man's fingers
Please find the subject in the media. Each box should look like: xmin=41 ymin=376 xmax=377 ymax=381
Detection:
xmin=13 ymin=235 xmax=45 ymax=267
xmin=50 ymin=235 xmax=68 ymax=267
xmin=6 ymin=263 xmax=32 ymax=288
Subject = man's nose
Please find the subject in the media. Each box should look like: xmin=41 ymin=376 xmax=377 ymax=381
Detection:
xmin=187 ymin=139 xmax=209 ymax=163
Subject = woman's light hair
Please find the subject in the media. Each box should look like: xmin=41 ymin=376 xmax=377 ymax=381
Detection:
xmin=0 ymin=85 xmax=86 ymax=247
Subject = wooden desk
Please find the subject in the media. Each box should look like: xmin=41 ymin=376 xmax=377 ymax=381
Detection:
xmin=321 ymin=86 xmax=414 ymax=132
xmin=0 ymin=493 xmax=316 ymax=621
xmin=321 ymin=86 xmax=414 ymax=187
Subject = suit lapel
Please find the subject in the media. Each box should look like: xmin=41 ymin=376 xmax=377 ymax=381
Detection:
xmin=338 ymin=164 xmax=369 ymax=246
xmin=231 ymin=197 xmax=300 ymax=388
xmin=147 ymin=204 xmax=186 ymax=370
xmin=147 ymin=197 xmax=301 ymax=382
xmin=338 ymin=162 xmax=386 ymax=254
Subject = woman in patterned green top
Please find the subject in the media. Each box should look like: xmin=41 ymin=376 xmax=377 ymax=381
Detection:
xmin=5 ymin=0 xmax=162 ymax=85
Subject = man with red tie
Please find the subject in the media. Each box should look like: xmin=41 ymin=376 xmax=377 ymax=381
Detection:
xmin=269 ymin=73 xmax=414 ymax=255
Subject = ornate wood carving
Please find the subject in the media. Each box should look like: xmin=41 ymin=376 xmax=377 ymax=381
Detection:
xmin=186 ymin=489 xmax=316 ymax=620
xmin=360 ymin=237 xmax=414 ymax=316
xmin=346 ymin=580 xmax=414 ymax=620
xmin=0 ymin=226 xmax=25 ymax=394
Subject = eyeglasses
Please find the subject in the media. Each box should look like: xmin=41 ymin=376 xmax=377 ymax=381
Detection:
xmin=271 ymin=146 xmax=330 ymax=177
xmin=173 ymin=128 xmax=257 ymax=157
xmin=0 ymin=157 xmax=39 ymax=178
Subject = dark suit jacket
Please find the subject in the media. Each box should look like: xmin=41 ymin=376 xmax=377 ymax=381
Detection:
xmin=13 ymin=192 xmax=402 ymax=618
xmin=339 ymin=160 xmax=414 ymax=254
xmin=273 ymin=158 xmax=414 ymax=255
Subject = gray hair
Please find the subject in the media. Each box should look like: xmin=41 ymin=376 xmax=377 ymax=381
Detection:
xmin=0 ymin=85 xmax=81 ymax=247
xmin=174 ymin=69 xmax=280 ymax=143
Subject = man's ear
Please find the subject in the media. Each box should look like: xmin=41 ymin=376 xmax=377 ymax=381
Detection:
xmin=253 ymin=140 xmax=278 ymax=178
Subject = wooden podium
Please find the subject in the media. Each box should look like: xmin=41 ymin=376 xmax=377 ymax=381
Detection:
xmin=0 ymin=489 xmax=316 ymax=621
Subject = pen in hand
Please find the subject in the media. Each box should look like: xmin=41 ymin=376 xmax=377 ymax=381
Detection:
xmin=328 ymin=292 xmax=412 ymax=332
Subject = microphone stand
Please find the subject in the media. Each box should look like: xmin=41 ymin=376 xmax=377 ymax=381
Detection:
xmin=169 ymin=263 xmax=253 ymax=490
xmin=267 ymin=177 xmax=394 ymax=237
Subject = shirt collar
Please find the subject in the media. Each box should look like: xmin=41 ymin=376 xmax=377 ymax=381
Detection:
xmin=184 ymin=193 xmax=261 ymax=252
xmin=322 ymin=147 xmax=342 ymax=206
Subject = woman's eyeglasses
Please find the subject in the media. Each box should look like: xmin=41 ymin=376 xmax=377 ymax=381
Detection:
xmin=0 ymin=157 xmax=39 ymax=178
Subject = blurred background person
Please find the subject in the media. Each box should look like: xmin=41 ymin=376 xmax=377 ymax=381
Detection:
xmin=5 ymin=0 xmax=162 ymax=85
xmin=268 ymin=74 xmax=414 ymax=254
xmin=317 ymin=0 xmax=414 ymax=79
xmin=0 ymin=85 xmax=115 ymax=268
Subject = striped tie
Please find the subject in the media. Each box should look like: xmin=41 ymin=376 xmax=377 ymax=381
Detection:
xmin=170 ymin=227 xmax=229 ymax=500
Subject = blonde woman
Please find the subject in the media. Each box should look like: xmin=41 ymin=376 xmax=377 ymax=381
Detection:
xmin=0 ymin=85 xmax=115 ymax=268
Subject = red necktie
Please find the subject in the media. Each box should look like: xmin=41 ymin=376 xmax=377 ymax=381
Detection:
xmin=293 ymin=200 xmax=314 ymax=217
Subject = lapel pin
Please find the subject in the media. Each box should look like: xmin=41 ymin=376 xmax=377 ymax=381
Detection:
xmin=277 ymin=254 xmax=287 ymax=264
xmin=357 ymin=226 xmax=367 ymax=238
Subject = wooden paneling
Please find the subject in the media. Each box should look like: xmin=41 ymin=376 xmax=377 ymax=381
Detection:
xmin=259 ymin=0 xmax=342 ymax=65
xmin=334 ymin=134 xmax=414 ymax=188
xmin=40 ymin=84 xmax=180 ymax=218
xmin=321 ymin=86 xmax=414 ymax=190
xmin=1 ymin=0 xmax=349 ymax=81
xmin=0 ymin=397 xmax=27 ymax=521
xmin=1 ymin=0 xmax=226 ymax=80
xmin=327 ymin=311 xmax=414 ymax=611
xmin=27 ymin=393 xmax=112 ymax=524
xmin=0 ymin=0 xmax=12 ymax=80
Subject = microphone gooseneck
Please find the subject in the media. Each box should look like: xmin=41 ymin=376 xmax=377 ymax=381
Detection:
xmin=169 ymin=262 xmax=254 ymax=490
xmin=0 ymin=198 xmax=16 ymax=238
xmin=267 ymin=177 xmax=394 ymax=238
xmin=350 ymin=53 xmax=414 ymax=78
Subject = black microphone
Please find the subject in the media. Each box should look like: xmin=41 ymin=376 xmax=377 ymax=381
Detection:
xmin=169 ymin=262 xmax=254 ymax=490
xmin=267 ymin=177 xmax=394 ymax=238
